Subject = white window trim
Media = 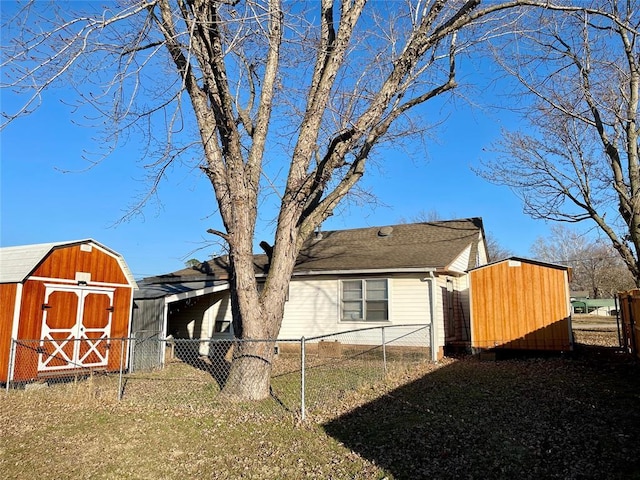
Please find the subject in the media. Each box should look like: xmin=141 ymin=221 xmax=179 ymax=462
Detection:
xmin=339 ymin=278 xmax=390 ymax=323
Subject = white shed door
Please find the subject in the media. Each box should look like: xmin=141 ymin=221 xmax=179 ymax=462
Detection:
xmin=39 ymin=285 xmax=114 ymax=372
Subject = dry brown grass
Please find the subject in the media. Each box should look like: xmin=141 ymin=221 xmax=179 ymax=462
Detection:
xmin=1 ymin=329 xmax=638 ymax=479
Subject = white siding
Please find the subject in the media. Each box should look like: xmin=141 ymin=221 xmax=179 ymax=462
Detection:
xmin=477 ymin=232 xmax=489 ymax=265
xmin=279 ymin=275 xmax=438 ymax=348
xmin=167 ymin=291 xmax=233 ymax=355
xmin=279 ymin=277 xmax=339 ymax=338
xmin=433 ymin=277 xmax=445 ymax=349
xmin=390 ymin=277 xmax=430 ymax=323
xmin=164 ymin=273 xmax=461 ymax=355
xmin=202 ymin=292 xmax=234 ymax=338
xmin=448 ymin=244 xmax=472 ymax=273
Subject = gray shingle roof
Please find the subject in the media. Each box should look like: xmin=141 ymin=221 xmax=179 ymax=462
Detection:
xmin=154 ymin=218 xmax=484 ymax=282
xmin=294 ymin=218 xmax=484 ymax=273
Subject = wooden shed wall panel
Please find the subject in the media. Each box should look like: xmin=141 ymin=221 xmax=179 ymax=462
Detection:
xmin=618 ymin=289 xmax=640 ymax=358
xmin=471 ymin=262 xmax=570 ymax=351
xmin=31 ymin=245 xmax=128 ymax=284
xmin=16 ymin=280 xmax=46 ymax=341
xmin=0 ymin=283 xmax=18 ymax=382
xmin=109 ymin=288 xmax=134 ymax=339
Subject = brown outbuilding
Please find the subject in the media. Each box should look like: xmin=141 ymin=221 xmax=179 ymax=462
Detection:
xmin=0 ymin=239 xmax=137 ymax=383
xmin=468 ymin=257 xmax=572 ymax=352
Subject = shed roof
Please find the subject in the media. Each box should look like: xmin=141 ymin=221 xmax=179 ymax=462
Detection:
xmin=467 ymin=256 xmax=570 ymax=273
xmin=0 ymin=239 xmax=138 ymax=287
xmin=154 ymin=218 xmax=485 ymax=282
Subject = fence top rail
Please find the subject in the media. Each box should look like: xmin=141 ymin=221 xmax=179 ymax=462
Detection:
xmin=304 ymin=324 xmax=430 ymax=342
xmin=171 ymin=337 xmax=301 ymax=344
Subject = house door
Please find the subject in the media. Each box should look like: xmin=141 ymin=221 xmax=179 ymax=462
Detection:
xmin=39 ymin=285 xmax=115 ymax=372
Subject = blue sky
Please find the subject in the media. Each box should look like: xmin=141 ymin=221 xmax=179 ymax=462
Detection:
xmin=0 ymin=6 xmax=554 ymax=279
xmin=0 ymin=87 xmax=551 ymax=279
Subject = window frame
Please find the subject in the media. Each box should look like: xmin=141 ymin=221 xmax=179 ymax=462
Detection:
xmin=340 ymin=278 xmax=389 ymax=322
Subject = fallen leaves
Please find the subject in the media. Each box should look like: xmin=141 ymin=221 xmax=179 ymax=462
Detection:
xmin=1 ymin=329 xmax=638 ymax=479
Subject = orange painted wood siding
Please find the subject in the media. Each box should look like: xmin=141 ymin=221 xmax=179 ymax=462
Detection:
xmin=470 ymin=261 xmax=571 ymax=351
xmin=4 ymin=243 xmax=135 ymax=382
xmin=0 ymin=283 xmax=18 ymax=382
xmin=16 ymin=280 xmax=46 ymax=341
xmin=9 ymin=281 xmax=133 ymax=381
xmin=31 ymin=244 xmax=128 ymax=285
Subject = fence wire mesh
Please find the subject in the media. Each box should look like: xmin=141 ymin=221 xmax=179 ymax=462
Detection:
xmin=5 ymin=325 xmax=432 ymax=418
xmin=6 ymin=337 xmax=129 ymax=401
xmin=301 ymin=325 xmax=432 ymax=414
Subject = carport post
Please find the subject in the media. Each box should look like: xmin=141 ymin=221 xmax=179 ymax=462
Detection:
xmin=300 ymin=336 xmax=306 ymax=422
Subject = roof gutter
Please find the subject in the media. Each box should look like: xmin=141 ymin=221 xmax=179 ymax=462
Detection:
xmin=255 ymin=267 xmax=439 ymax=278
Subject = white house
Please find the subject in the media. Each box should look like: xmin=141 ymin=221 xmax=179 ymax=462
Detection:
xmin=131 ymin=218 xmax=488 ymax=362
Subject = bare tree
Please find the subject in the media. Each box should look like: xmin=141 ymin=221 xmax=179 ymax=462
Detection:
xmin=485 ymin=232 xmax=513 ymax=261
xmin=2 ymin=0 xmax=557 ymax=400
xmin=478 ymin=1 xmax=640 ymax=286
xmin=530 ymin=224 xmax=635 ymax=298
xmin=397 ymin=209 xmax=444 ymax=224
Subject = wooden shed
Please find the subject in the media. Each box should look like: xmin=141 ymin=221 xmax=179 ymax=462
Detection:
xmin=468 ymin=257 xmax=572 ymax=352
xmin=0 ymin=239 xmax=137 ymax=383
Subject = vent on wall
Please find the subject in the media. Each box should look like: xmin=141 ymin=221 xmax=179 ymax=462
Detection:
xmin=378 ymin=226 xmax=393 ymax=237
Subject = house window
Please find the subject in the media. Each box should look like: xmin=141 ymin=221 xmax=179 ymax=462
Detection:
xmin=213 ymin=320 xmax=232 ymax=334
xmin=341 ymin=279 xmax=388 ymax=321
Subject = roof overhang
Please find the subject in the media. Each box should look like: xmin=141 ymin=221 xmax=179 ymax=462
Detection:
xmin=163 ymin=282 xmax=230 ymax=303
xmin=467 ymin=256 xmax=571 ymax=273
xmin=258 ymin=267 xmax=439 ymax=278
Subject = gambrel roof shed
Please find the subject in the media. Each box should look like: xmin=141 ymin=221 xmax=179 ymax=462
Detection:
xmin=0 ymin=239 xmax=137 ymax=383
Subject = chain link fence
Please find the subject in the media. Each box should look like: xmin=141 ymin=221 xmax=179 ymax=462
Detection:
xmin=300 ymin=324 xmax=432 ymax=417
xmin=4 ymin=324 xmax=432 ymax=419
xmin=5 ymin=336 xmax=130 ymax=402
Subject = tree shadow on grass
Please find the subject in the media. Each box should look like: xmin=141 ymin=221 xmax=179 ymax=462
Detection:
xmin=173 ymin=340 xmax=232 ymax=389
xmin=323 ymin=352 xmax=640 ymax=479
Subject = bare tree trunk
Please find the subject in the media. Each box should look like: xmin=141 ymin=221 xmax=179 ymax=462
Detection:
xmin=3 ymin=0 xmax=571 ymax=401
xmin=221 ymin=214 xmax=298 ymax=400
xmin=222 ymin=337 xmax=275 ymax=401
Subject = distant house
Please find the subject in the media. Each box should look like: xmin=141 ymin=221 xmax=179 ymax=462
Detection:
xmin=571 ymin=298 xmax=616 ymax=316
xmin=0 ymin=240 xmax=137 ymax=383
xmin=132 ymin=218 xmax=489 ymax=362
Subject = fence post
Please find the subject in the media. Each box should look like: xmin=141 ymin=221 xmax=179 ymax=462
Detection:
xmin=300 ymin=336 xmax=306 ymax=422
xmin=629 ymin=294 xmax=638 ymax=358
xmin=118 ymin=338 xmax=126 ymax=401
xmin=5 ymin=339 xmax=16 ymax=394
xmin=381 ymin=326 xmax=387 ymax=374
xmin=615 ymin=294 xmax=622 ymax=347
